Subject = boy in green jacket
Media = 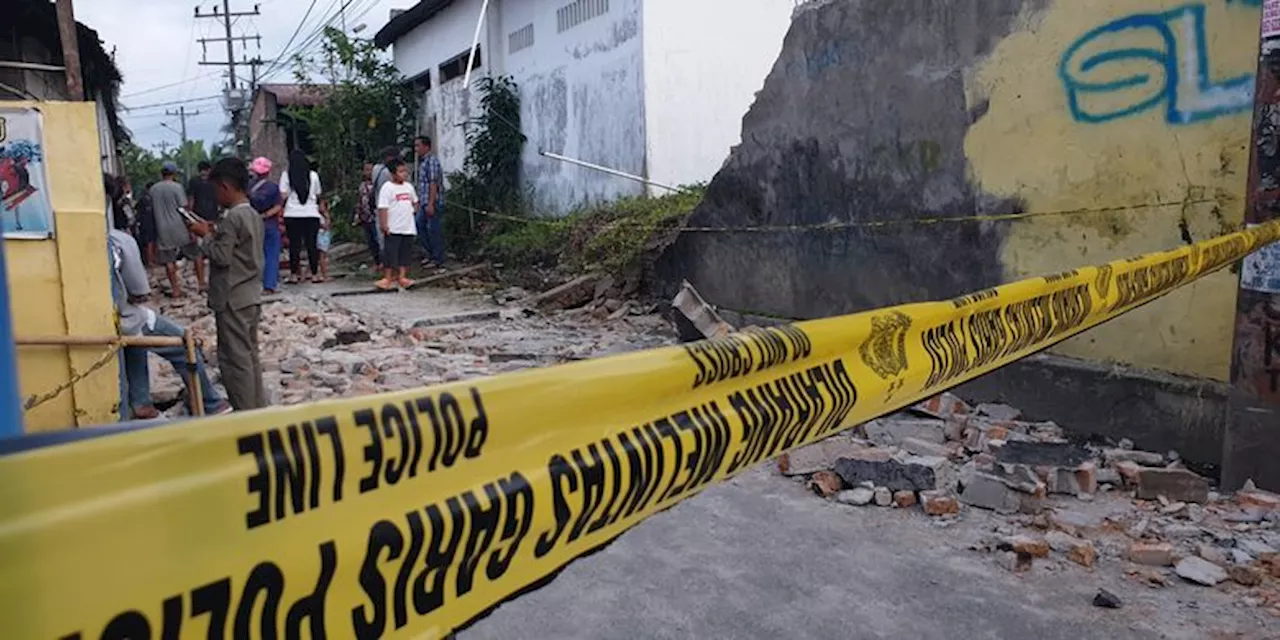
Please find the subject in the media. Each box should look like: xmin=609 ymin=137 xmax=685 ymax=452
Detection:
xmin=188 ymin=157 xmax=267 ymax=410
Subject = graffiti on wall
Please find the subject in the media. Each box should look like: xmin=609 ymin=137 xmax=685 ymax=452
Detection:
xmin=1059 ymin=3 xmax=1257 ymax=124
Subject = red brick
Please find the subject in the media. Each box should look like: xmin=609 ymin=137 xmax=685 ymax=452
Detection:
xmin=914 ymin=392 xmax=972 ymax=420
xmin=1068 ymin=543 xmax=1097 ymax=568
xmin=1128 ymin=542 xmax=1175 ymax=567
xmin=920 ymin=490 xmax=959 ymax=516
xmin=1005 ymin=535 xmax=1050 ymax=558
xmin=1114 ymin=460 xmax=1142 ymax=486
xmin=893 ymin=490 xmax=918 ymax=508
xmin=809 ymin=471 xmax=843 ymax=498
xmin=1238 ymin=489 xmax=1280 ymax=513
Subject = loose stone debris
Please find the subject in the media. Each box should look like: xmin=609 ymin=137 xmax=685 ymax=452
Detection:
xmin=783 ymin=391 xmax=1280 ymax=618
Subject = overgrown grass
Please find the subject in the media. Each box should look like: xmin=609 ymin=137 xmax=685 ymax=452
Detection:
xmin=482 ymin=185 xmax=706 ymax=276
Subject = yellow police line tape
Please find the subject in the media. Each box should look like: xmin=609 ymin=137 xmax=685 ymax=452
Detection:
xmin=2 ymin=219 xmax=1278 ymax=639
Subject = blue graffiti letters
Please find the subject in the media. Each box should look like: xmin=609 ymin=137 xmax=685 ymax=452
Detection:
xmin=1059 ymin=4 xmax=1254 ymax=124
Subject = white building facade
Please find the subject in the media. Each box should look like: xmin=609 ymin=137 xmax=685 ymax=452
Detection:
xmin=376 ymin=0 xmax=795 ymax=213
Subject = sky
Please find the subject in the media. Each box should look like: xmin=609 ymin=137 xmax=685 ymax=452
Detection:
xmin=76 ymin=0 xmax=411 ymax=152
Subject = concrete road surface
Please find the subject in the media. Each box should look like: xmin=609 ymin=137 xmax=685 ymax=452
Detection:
xmin=464 ymin=467 xmax=1271 ymax=640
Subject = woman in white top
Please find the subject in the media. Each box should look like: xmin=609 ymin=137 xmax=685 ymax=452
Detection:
xmin=279 ymin=149 xmax=324 ymax=284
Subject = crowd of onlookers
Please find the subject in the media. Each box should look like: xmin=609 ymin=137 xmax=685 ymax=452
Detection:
xmin=99 ymin=136 xmax=447 ymax=420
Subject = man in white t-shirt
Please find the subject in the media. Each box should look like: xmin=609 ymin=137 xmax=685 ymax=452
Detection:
xmin=376 ymin=159 xmax=419 ymax=290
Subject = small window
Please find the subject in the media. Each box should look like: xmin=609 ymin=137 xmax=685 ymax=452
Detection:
xmin=556 ymin=0 xmax=609 ymax=33
xmin=439 ymin=47 xmax=482 ymax=83
xmin=411 ymin=72 xmax=432 ymax=93
xmin=509 ymin=23 xmax=534 ymax=54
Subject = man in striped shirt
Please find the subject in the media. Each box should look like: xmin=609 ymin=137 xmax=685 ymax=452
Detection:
xmin=414 ymin=135 xmax=447 ymax=267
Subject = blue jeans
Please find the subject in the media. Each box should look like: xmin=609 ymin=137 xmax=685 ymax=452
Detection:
xmin=361 ymin=220 xmax=382 ymax=266
xmin=416 ymin=207 xmax=445 ymax=264
xmin=123 ymin=315 xmax=222 ymax=415
xmin=263 ymin=218 xmax=281 ymax=291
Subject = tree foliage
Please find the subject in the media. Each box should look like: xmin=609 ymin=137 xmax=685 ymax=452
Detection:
xmin=287 ymin=27 xmax=419 ymax=195
xmin=119 ymin=139 xmax=219 ymax=188
xmin=447 ymin=76 xmax=526 ymax=254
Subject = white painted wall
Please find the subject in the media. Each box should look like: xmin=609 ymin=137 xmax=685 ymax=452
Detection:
xmin=389 ymin=0 xmax=789 ymax=213
xmin=498 ymin=0 xmax=647 ymax=212
xmin=642 ymin=0 xmax=794 ymax=192
xmin=392 ymin=0 xmax=647 ymax=214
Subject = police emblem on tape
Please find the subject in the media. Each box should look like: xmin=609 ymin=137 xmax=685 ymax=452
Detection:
xmin=859 ymin=311 xmax=911 ymax=380
xmin=1094 ymin=264 xmax=1113 ymax=299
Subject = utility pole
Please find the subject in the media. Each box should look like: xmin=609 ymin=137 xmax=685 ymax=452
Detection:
xmin=1223 ymin=0 xmax=1280 ymax=491
xmin=164 ymin=106 xmax=200 ymax=177
xmin=195 ymin=2 xmax=261 ymax=156
xmin=54 ymin=0 xmax=84 ymax=100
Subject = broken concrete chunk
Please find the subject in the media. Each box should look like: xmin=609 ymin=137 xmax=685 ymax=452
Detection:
xmin=1228 ymin=565 xmax=1264 ymax=586
xmin=1196 ymin=544 xmax=1229 ymax=567
xmin=1135 ymin=468 xmax=1209 ymax=504
xmin=1113 ymin=460 xmax=1142 ymax=486
xmin=863 ymin=417 xmax=947 ymax=447
xmin=911 ymin=392 xmax=972 ymax=420
xmin=975 ymin=403 xmax=1022 ymax=421
xmin=669 ymin=280 xmax=733 ymax=341
xmin=1174 ymin=556 xmax=1228 ymax=586
xmin=776 ymin=436 xmax=869 ymax=476
xmin=989 ymin=463 xmax=1047 ymax=496
xmin=960 ymin=472 xmax=1045 ymax=514
xmin=919 ymin=490 xmax=959 ymax=516
xmin=1092 ymin=589 xmax=1122 ymax=608
xmin=1104 ymin=449 xmax=1166 ymax=467
xmin=836 ymin=487 xmax=875 ymax=506
xmin=833 ymin=455 xmax=957 ymax=494
xmin=900 ymin=436 xmax=953 ymax=459
xmin=873 ymin=486 xmax=893 ymax=507
xmin=1046 ymin=531 xmax=1084 ymax=553
xmin=997 ymin=441 xmax=1092 ymax=467
xmin=1128 ymin=542 xmax=1175 ymax=567
xmin=1040 ymin=462 xmax=1098 ymax=496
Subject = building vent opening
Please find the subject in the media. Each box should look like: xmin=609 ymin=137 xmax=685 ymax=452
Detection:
xmin=557 ymin=0 xmax=609 ymax=33
xmin=509 ymin=23 xmax=534 ymax=53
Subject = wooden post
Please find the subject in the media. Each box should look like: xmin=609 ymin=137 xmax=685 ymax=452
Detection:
xmin=1222 ymin=0 xmax=1280 ymax=490
xmin=54 ymin=0 xmax=84 ymax=101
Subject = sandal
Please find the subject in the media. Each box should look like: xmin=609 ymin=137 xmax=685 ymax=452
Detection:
xmin=374 ymin=278 xmax=395 ymax=290
xmin=398 ymin=277 xmax=416 ymax=288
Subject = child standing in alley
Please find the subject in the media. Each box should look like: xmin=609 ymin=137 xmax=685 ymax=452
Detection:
xmin=376 ymin=159 xmax=418 ymax=290
xmin=188 ymin=157 xmax=267 ymax=410
xmin=316 ymin=195 xmax=332 ymax=282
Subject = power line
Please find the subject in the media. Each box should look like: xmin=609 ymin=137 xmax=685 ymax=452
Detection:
xmin=262 ymin=0 xmax=366 ymax=81
xmin=122 ymin=94 xmax=222 ymax=111
xmin=260 ymin=0 xmax=321 ymax=79
xmin=121 ymin=72 xmax=219 ymax=98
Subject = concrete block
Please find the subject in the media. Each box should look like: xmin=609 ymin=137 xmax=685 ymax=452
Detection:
xmin=900 ymin=436 xmax=952 ymax=459
xmin=1175 ymin=556 xmax=1227 ymax=586
xmin=976 ymin=403 xmax=1021 ymax=421
xmin=863 ymin=417 xmax=947 ymax=446
xmin=1104 ymin=449 xmax=1166 ymax=467
xmin=832 ymin=454 xmax=956 ymax=493
xmin=1128 ymin=542 xmax=1174 ymax=567
xmin=776 ymin=436 xmax=869 ymax=476
xmin=997 ymin=441 xmax=1092 ymax=467
xmin=1135 ymin=468 xmax=1209 ymax=504
xmin=960 ymin=472 xmax=1044 ymax=514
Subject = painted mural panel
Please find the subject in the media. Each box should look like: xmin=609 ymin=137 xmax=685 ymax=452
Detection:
xmin=0 ymin=107 xmax=54 ymax=239
xmin=966 ymin=0 xmax=1261 ymax=379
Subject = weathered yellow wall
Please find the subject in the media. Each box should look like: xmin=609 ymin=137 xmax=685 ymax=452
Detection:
xmin=966 ymin=0 xmax=1260 ymax=380
xmin=5 ymin=102 xmax=118 ymax=430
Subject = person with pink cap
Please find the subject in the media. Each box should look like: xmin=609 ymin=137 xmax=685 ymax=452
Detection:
xmin=247 ymin=157 xmax=283 ymax=293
